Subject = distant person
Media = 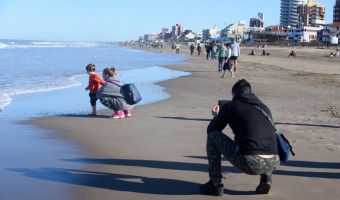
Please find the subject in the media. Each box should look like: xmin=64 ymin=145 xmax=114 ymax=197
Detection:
xmin=171 ymin=43 xmax=176 ymax=53
xmin=261 ymin=49 xmax=266 ymax=56
xmin=190 ymin=44 xmax=195 ymax=56
xmin=216 ymin=43 xmax=227 ymax=72
xmin=230 ymin=39 xmax=240 ymax=72
xmin=211 ymin=43 xmax=217 ymax=59
xmin=85 ymin=63 xmax=105 ymax=116
xmin=288 ymin=50 xmax=296 ymax=57
xmin=176 ymin=43 xmax=180 ymax=54
xmin=205 ymin=43 xmax=212 ymax=60
xmin=250 ymin=50 xmax=256 ymax=55
xmin=96 ymin=67 xmax=135 ymax=119
xmin=199 ymin=79 xmax=280 ymax=196
xmin=197 ymin=44 xmax=202 ymax=56
xmin=221 ymin=43 xmax=234 ymax=78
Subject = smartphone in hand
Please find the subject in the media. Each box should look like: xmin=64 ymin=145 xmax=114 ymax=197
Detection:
xmin=218 ymin=100 xmax=231 ymax=107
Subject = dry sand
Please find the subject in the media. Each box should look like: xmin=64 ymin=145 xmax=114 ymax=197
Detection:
xmin=26 ymin=45 xmax=340 ymax=200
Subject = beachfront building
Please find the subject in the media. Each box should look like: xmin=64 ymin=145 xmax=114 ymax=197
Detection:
xmin=159 ymin=28 xmax=169 ymax=39
xmin=172 ymin=24 xmax=184 ymax=37
xmin=202 ymin=25 xmax=219 ymax=41
xmin=288 ymin=26 xmax=322 ymax=42
xmin=297 ymin=0 xmax=325 ymax=28
xmin=320 ymin=22 xmax=340 ymax=44
xmin=144 ymin=33 xmax=158 ymax=41
xmin=243 ymin=27 xmax=265 ymax=42
xmin=280 ymin=0 xmax=308 ymax=28
xmin=248 ymin=25 xmax=288 ymax=42
xmin=335 ymin=0 xmax=340 ymax=22
xmin=249 ymin=13 xmax=264 ymax=28
xmin=221 ymin=21 xmax=247 ymax=42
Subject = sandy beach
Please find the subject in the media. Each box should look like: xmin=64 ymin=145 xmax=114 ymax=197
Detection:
xmin=23 ymin=44 xmax=340 ymax=199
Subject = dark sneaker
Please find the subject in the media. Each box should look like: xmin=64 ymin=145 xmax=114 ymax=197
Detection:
xmin=199 ymin=180 xmax=224 ymax=196
xmin=256 ymin=175 xmax=272 ymax=194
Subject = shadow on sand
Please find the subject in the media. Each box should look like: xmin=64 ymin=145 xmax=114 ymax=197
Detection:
xmin=7 ymin=157 xmax=340 ymax=196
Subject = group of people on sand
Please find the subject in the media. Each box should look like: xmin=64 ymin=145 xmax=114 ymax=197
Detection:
xmin=84 ymin=43 xmax=284 ymax=196
xmin=214 ymin=39 xmax=240 ymax=78
xmin=189 ymin=43 xmax=203 ymax=56
xmin=85 ymin=64 xmax=134 ymax=119
xmin=250 ymin=49 xmax=271 ymax=56
xmin=329 ymin=48 xmax=340 ymax=57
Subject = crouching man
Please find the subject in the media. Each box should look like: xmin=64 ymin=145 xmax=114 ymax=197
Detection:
xmin=200 ymin=79 xmax=280 ymax=196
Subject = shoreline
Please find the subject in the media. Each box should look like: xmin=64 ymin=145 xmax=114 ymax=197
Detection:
xmin=15 ymin=45 xmax=340 ymax=199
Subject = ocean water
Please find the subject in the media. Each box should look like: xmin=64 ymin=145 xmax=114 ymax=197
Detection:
xmin=0 ymin=39 xmax=189 ymax=119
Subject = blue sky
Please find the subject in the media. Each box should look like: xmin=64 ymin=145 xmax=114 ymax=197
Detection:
xmin=0 ymin=0 xmax=335 ymax=42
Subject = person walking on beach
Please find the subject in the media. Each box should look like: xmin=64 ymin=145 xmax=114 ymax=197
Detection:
xmin=230 ymin=39 xmax=240 ymax=73
xmin=85 ymin=63 xmax=105 ymax=116
xmin=221 ymin=43 xmax=233 ymax=78
xmin=200 ymin=79 xmax=280 ymax=196
xmin=216 ymin=43 xmax=227 ymax=72
xmin=175 ymin=43 xmax=180 ymax=54
xmin=211 ymin=43 xmax=217 ymax=60
xmin=96 ymin=67 xmax=134 ymax=119
xmin=190 ymin=44 xmax=195 ymax=56
xmin=197 ymin=44 xmax=202 ymax=56
xmin=205 ymin=43 xmax=212 ymax=60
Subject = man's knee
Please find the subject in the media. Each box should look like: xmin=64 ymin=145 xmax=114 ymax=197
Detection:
xmin=208 ymin=131 xmax=223 ymax=138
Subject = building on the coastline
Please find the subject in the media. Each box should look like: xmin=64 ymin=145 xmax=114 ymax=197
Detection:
xmin=144 ymin=33 xmax=158 ymax=41
xmin=202 ymin=25 xmax=219 ymax=41
xmin=280 ymin=0 xmax=308 ymax=28
xmin=334 ymin=0 xmax=340 ymax=22
xmin=320 ymin=22 xmax=340 ymax=44
xmin=288 ymin=26 xmax=322 ymax=42
xmin=221 ymin=21 xmax=247 ymax=41
xmin=248 ymin=25 xmax=288 ymax=42
xmin=172 ymin=24 xmax=184 ymax=37
xmin=249 ymin=12 xmax=264 ymax=28
xmin=297 ymin=0 xmax=325 ymax=27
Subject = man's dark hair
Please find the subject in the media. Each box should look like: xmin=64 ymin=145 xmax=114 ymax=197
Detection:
xmin=232 ymin=79 xmax=252 ymax=96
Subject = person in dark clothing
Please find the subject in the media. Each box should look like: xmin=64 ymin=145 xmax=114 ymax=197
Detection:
xmin=200 ymin=79 xmax=280 ymax=196
xmin=190 ymin=44 xmax=195 ymax=56
xmin=197 ymin=44 xmax=202 ymax=56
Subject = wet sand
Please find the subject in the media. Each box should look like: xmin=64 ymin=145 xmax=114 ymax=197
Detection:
xmin=22 ymin=45 xmax=340 ymax=199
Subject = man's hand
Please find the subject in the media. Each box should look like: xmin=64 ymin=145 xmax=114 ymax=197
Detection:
xmin=211 ymin=105 xmax=220 ymax=117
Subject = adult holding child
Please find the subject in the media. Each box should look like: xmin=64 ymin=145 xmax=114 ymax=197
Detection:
xmin=221 ymin=43 xmax=234 ymax=78
xmin=96 ymin=67 xmax=134 ymax=119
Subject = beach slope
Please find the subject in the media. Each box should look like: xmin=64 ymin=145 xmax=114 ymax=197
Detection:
xmin=27 ymin=46 xmax=340 ymax=200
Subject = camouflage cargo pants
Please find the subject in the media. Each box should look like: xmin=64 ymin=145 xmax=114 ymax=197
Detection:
xmin=207 ymin=131 xmax=280 ymax=182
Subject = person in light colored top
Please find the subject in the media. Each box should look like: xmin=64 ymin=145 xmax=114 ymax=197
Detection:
xmin=230 ymin=40 xmax=240 ymax=73
xmin=221 ymin=43 xmax=233 ymax=78
xmin=96 ymin=67 xmax=134 ymax=119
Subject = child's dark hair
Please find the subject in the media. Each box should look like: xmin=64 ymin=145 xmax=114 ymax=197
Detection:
xmin=103 ymin=67 xmax=116 ymax=77
xmin=86 ymin=63 xmax=96 ymax=72
xmin=232 ymin=79 xmax=252 ymax=96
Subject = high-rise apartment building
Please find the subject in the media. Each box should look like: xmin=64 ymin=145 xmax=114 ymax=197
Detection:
xmin=334 ymin=0 xmax=340 ymax=22
xmin=249 ymin=12 xmax=264 ymax=28
xmin=297 ymin=0 xmax=325 ymax=27
xmin=280 ymin=0 xmax=308 ymax=27
xmin=172 ymin=24 xmax=184 ymax=37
